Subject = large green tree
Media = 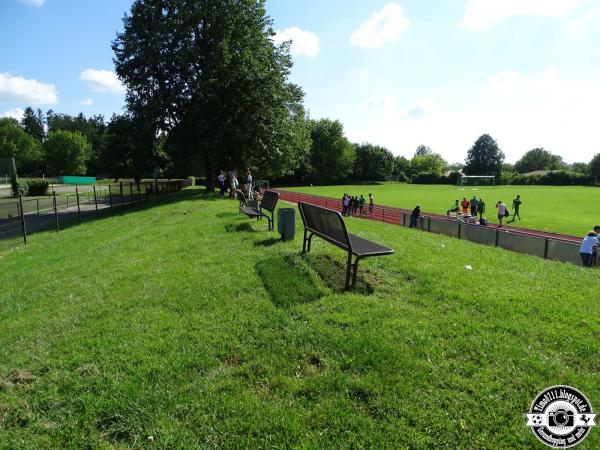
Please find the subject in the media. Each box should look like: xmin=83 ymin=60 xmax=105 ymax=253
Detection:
xmin=43 ymin=130 xmax=91 ymax=176
xmin=20 ymin=107 xmax=45 ymax=143
xmin=352 ymin=143 xmax=394 ymax=181
xmin=309 ymin=119 xmax=354 ymax=184
xmin=514 ymin=148 xmax=564 ymax=173
xmin=0 ymin=118 xmax=43 ymax=174
xmin=409 ymin=153 xmax=445 ymax=176
xmin=46 ymin=111 xmax=107 ymax=175
xmin=463 ymin=134 xmax=504 ymax=177
xmin=113 ymin=0 xmax=309 ymax=191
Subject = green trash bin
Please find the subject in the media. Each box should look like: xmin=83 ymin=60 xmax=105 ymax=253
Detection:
xmin=277 ymin=208 xmax=296 ymax=241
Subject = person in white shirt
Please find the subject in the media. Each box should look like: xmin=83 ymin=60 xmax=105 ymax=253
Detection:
xmin=579 ymin=232 xmax=600 ymax=267
xmin=496 ymin=201 xmax=507 ymax=227
xmin=246 ymin=169 xmax=253 ymax=200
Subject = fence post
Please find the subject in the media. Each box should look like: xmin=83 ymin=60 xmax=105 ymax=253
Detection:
xmin=428 ymin=217 xmax=431 ymax=232
xmin=36 ymin=198 xmax=40 ymax=215
xmin=382 ymin=208 xmax=385 ymax=223
xmin=130 ymin=183 xmax=134 ymax=205
xmin=76 ymin=187 xmax=82 ymax=224
xmin=544 ymin=238 xmax=549 ymax=259
xmin=18 ymin=195 xmax=27 ymax=245
xmin=93 ymin=186 xmax=99 ymax=217
xmin=109 ymin=185 xmax=113 ymax=210
xmin=53 ymin=191 xmax=59 ymax=233
xmin=120 ymin=182 xmax=124 ymax=209
xmin=66 ymin=194 xmax=69 ymax=209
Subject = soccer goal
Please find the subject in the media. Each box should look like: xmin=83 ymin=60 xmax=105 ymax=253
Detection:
xmin=456 ymin=175 xmax=495 ymax=189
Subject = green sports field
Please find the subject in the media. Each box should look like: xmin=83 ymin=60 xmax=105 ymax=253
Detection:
xmin=282 ymin=183 xmax=600 ymax=237
xmin=1 ymin=188 xmax=598 ymax=448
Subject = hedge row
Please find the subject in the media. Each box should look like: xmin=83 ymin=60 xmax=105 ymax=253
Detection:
xmin=11 ymin=179 xmax=50 ymax=196
xmin=410 ymin=170 xmax=596 ymax=186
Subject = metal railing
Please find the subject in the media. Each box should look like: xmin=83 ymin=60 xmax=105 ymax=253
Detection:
xmin=0 ymin=179 xmax=192 ymax=246
xmin=273 ymin=189 xmax=588 ymax=267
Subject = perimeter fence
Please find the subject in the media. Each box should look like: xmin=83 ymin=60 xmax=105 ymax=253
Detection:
xmin=0 ymin=179 xmax=191 ymax=247
xmin=273 ymin=189 xmax=589 ymax=268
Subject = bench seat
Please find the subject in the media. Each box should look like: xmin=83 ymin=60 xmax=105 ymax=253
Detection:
xmin=239 ymin=190 xmax=279 ymax=231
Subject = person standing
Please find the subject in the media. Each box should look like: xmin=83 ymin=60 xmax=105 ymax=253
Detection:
xmin=359 ymin=195 xmax=366 ymax=216
xmin=496 ymin=201 xmax=507 ymax=227
xmin=579 ymin=231 xmax=600 ymax=267
xmin=410 ymin=205 xmax=421 ymax=228
xmin=477 ymin=198 xmax=486 ymax=219
xmin=246 ymin=169 xmax=253 ymax=200
xmin=461 ymin=197 xmax=469 ymax=215
xmin=217 ymin=171 xmax=226 ymax=198
xmin=470 ymin=196 xmax=478 ymax=216
xmin=368 ymin=193 xmax=374 ymax=217
xmin=341 ymin=193 xmax=347 ymax=216
xmin=512 ymin=195 xmax=522 ymax=221
xmin=343 ymin=195 xmax=351 ymax=216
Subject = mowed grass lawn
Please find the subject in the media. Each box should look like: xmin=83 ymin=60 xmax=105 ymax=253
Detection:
xmin=1 ymin=188 xmax=599 ymax=448
xmin=283 ymin=183 xmax=600 ymax=237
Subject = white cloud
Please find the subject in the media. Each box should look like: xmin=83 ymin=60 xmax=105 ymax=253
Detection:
xmin=0 ymin=73 xmax=58 ymax=104
xmin=347 ymin=68 xmax=600 ymax=163
xmin=273 ymin=27 xmax=320 ymax=58
xmin=563 ymin=7 xmax=600 ymax=36
xmin=459 ymin=0 xmax=580 ymax=31
xmin=79 ymin=97 xmax=94 ymax=106
xmin=350 ymin=3 xmax=410 ymax=49
xmin=79 ymin=69 xmax=125 ymax=94
xmin=18 ymin=0 xmax=46 ymax=6
xmin=2 ymin=108 xmax=25 ymax=122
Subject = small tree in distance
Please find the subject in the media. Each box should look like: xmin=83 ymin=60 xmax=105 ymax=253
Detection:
xmin=44 ymin=130 xmax=91 ymax=176
xmin=464 ymin=134 xmax=504 ymax=178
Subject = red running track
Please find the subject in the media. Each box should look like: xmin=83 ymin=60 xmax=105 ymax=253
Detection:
xmin=273 ymin=189 xmax=581 ymax=245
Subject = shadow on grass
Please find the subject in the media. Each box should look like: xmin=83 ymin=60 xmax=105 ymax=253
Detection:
xmin=254 ymin=237 xmax=282 ymax=247
xmin=302 ymin=253 xmax=387 ymax=295
xmin=255 ymin=254 xmax=328 ymax=308
xmin=225 ymin=222 xmax=256 ymax=233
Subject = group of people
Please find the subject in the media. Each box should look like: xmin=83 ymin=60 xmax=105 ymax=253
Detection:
xmin=341 ymin=193 xmax=374 ymax=217
xmin=216 ymin=169 xmax=254 ymax=200
xmin=447 ymin=195 xmax=523 ymax=227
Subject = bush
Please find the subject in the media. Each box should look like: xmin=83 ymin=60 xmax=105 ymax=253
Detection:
xmin=26 ymin=179 xmax=49 ymax=196
xmin=445 ymin=171 xmax=462 ymax=185
xmin=411 ymin=171 xmax=443 ymax=184
xmin=397 ymin=172 xmax=409 ymax=183
xmin=509 ymin=170 xmax=593 ymax=186
xmin=11 ymin=180 xmax=29 ymax=197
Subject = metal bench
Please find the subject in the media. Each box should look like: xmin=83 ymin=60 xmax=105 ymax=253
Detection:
xmin=239 ymin=190 xmax=279 ymax=231
xmin=298 ymin=202 xmax=394 ymax=290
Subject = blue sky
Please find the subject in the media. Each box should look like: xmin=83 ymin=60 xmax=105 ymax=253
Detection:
xmin=2 ymin=0 xmax=600 ymax=163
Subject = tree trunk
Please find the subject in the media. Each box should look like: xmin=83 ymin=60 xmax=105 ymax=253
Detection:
xmin=204 ymin=153 xmax=215 ymax=193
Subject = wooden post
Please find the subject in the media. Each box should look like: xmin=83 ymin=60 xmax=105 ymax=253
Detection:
xmin=129 ymin=183 xmax=134 ymax=205
xmin=108 ymin=185 xmax=113 ymax=210
xmin=76 ymin=186 xmax=82 ymax=224
xmin=53 ymin=191 xmax=59 ymax=233
xmin=93 ymin=186 xmax=99 ymax=217
xmin=18 ymin=195 xmax=27 ymax=245
xmin=120 ymin=182 xmax=124 ymax=209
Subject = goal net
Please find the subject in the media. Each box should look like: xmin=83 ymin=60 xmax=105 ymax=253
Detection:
xmin=457 ymin=175 xmax=495 ymax=189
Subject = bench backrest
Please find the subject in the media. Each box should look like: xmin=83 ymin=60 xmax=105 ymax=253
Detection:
xmin=260 ymin=191 xmax=279 ymax=213
xmin=298 ymin=202 xmax=350 ymax=250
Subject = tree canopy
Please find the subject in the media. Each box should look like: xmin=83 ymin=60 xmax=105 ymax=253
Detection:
xmin=409 ymin=152 xmax=445 ymax=176
xmin=514 ymin=148 xmax=564 ymax=173
xmin=44 ymin=130 xmax=91 ymax=175
xmin=0 ymin=118 xmax=43 ymax=174
xmin=463 ymin=134 xmax=504 ymax=177
xmin=308 ymin=119 xmax=354 ymax=184
xmin=113 ymin=0 xmax=310 ymax=190
xmin=352 ymin=143 xmax=394 ymax=181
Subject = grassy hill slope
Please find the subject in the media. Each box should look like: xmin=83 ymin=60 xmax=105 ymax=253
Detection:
xmin=1 ymin=188 xmax=598 ymax=448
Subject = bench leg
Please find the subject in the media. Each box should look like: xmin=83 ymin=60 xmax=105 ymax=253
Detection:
xmin=307 ymin=233 xmax=314 ymax=252
xmin=352 ymin=256 xmax=362 ymax=288
xmin=345 ymin=252 xmax=353 ymax=290
xmin=302 ymin=229 xmax=308 ymax=253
